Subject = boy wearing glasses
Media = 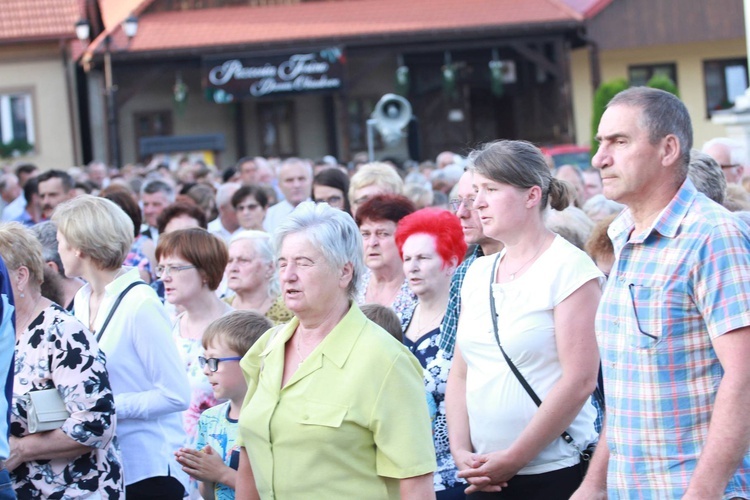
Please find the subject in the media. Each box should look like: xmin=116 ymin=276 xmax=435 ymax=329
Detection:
xmin=175 ymin=311 xmax=273 ymax=500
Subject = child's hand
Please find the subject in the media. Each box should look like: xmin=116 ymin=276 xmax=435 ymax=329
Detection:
xmin=175 ymin=445 xmax=228 ymax=483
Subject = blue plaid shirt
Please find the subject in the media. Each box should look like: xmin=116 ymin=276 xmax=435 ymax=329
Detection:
xmin=598 ymin=179 xmax=750 ymax=498
xmin=438 ymin=245 xmax=484 ymax=356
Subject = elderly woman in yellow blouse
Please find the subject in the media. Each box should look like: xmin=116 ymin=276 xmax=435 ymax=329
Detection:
xmin=234 ymin=201 xmax=437 ymax=500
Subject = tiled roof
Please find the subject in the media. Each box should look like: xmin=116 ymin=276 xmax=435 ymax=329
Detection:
xmin=99 ymin=0 xmax=147 ymax=30
xmin=559 ymin=0 xmax=614 ymax=17
xmin=0 ymin=0 xmax=82 ymax=43
xmin=86 ymin=0 xmax=582 ymax=56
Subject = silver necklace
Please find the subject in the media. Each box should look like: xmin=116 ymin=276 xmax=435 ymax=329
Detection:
xmin=417 ymin=304 xmax=443 ymax=334
xmin=503 ymin=236 xmax=546 ymax=280
xmin=294 ymin=334 xmax=306 ymax=367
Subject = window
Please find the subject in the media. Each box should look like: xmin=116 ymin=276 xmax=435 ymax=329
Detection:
xmin=134 ymin=111 xmax=173 ymax=161
xmin=628 ymin=63 xmax=677 ymax=88
xmin=704 ymin=58 xmax=749 ymax=115
xmin=347 ymin=96 xmax=382 ymax=152
xmin=257 ymin=100 xmax=297 ymax=157
xmin=0 ymin=91 xmax=35 ymax=156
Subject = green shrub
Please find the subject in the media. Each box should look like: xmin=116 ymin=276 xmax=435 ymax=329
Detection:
xmin=646 ymin=74 xmax=679 ymax=97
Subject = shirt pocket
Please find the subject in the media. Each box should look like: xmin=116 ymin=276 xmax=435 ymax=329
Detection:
xmin=628 ymin=284 xmax=662 ymax=349
xmin=298 ymin=399 xmax=348 ymax=428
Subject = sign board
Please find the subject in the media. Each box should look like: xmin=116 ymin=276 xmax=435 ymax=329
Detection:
xmin=203 ymin=47 xmax=345 ymax=102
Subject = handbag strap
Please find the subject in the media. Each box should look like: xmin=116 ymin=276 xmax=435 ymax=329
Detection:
xmin=488 ymin=254 xmax=578 ymax=447
xmin=95 ymin=281 xmax=148 ymax=342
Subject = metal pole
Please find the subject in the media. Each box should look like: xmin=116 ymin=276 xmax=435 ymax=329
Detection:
xmin=366 ymin=118 xmax=376 ymax=162
xmin=104 ymin=37 xmax=120 ymax=168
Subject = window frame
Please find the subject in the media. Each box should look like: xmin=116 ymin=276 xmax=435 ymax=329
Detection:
xmin=627 ymin=62 xmax=678 ymax=88
xmin=703 ymin=57 xmax=749 ymax=117
xmin=0 ymin=87 xmax=36 ymax=156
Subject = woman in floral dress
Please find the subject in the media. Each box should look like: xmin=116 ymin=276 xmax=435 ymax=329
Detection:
xmin=0 ymin=222 xmax=123 ymax=499
xmin=155 ymin=228 xmax=232 ymax=497
xmin=395 ymin=208 xmax=468 ymax=499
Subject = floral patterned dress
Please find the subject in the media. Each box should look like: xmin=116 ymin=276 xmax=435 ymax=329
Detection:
xmin=356 ymin=269 xmax=417 ymax=322
xmin=402 ymin=317 xmax=465 ymax=496
xmin=11 ymin=303 xmax=124 ymax=499
xmin=171 ymin=314 xmax=222 ymax=444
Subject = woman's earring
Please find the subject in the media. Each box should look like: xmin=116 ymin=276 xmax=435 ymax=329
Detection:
xmin=19 ymin=289 xmax=24 ymax=298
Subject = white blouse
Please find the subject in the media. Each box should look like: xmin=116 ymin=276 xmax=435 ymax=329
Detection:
xmin=74 ymin=268 xmax=191 ymax=487
xmin=457 ymin=235 xmax=602 ymax=474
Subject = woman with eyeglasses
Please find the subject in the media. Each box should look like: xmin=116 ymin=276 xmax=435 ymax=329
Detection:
xmin=313 ymin=167 xmax=351 ymax=214
xmin=225 ymin=230 xmax=293 ymax=325
xmin=53 ymin=195 xmax=190 ymax=499
xmin=230 ymin=185 xmax=268 ymax=232
xmin=355 ymin=194 xmax=417 ymax=322
xmin=155 ymin=228 xmax=232 ymax=496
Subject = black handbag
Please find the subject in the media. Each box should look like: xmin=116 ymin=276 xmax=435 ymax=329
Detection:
xmin=488 ymin=254 xmax=601 ymax=475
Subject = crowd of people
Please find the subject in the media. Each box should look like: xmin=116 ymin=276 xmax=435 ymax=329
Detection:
xmin=0 ymin=86 xmax=749 ymax=499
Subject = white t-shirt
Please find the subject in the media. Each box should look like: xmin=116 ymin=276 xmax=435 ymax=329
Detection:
xmin=457 ymin=235 xmax=602 ymax=474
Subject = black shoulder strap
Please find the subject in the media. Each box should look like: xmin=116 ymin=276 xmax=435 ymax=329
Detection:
xmin=95 ymin=281 xmax=148 ymax=342
xmin=488 ymin=254 xmax=577 ymax=446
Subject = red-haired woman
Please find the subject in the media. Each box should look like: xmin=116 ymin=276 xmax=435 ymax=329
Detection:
xmin=395 ymin=208 xmax=468 ymax=500
xmin=355 ymin=194 xmax=417 ymax=321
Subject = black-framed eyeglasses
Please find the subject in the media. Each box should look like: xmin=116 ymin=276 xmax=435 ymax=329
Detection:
xmin=198 ymin=355 xmax=242 ymax=372
xmin=628 ymin=283 xmax=657 ymax=340
xmin=449 ymin=197 xmax=475 ymax=212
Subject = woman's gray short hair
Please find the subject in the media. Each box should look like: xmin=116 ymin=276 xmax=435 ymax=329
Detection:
xmin=230 ymin=230 xmax=280 ymax=298
xmin=273 ymin=201 xmax=364 ymax=300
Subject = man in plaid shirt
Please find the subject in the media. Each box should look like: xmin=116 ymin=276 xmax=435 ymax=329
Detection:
xmin=439 ymin=170 xmax=502 ymax=356
xmin=573 ymin=87 xmax=750 ymax=499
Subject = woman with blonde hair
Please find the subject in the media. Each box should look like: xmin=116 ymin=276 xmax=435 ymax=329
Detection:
xmin=0 ymin=222 xmax=123 ymax=498
xmin=348 ymin=162 xmax=404 ymax=216
xmin=53 ymin=195 xmax=190 ymax=499
xmin=446 ymin=140 xmax=602 ymax=498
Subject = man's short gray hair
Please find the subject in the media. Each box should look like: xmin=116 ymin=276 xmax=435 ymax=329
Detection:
xmin=688 ymin=149 xmax=726 ymax=204
xmin=141 ymin=178 xmax=176 ymax=201
xmin=702 ymin=137 xmax=749 ymax=166
xmin=273 ymin=201 xmax=364 ymax=300
xmin=216 ymin=182 xmax=241 ymax=208
xmin=30 ymin=221 xmax=65 ymax=275
xmin=608 ymin=87 xmax=693 ymax=175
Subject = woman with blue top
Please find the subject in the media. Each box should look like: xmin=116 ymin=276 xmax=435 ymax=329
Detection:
xmin=395 ymin=208 xmax=468 ymax=499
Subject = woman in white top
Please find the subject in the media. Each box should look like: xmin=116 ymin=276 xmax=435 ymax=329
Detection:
xmin=53 ymin=195 xmax=190 ymax=499
xmin=445 ymin=140 xmax=602 ymax=499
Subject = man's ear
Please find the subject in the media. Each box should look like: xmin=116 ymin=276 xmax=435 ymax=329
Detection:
xmin=661 ymin=134 xmax=681 ymax=167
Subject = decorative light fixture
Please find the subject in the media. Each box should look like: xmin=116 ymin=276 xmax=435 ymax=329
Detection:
xmin=122 ymin=14 xmax=139 ymax=39
xmin=75 ymin=19 xmax=90 ymax=42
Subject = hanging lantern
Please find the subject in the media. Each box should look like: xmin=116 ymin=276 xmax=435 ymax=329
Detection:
xmin=395 ymin=54 xmax=410 ymax=95
xmin=489 ymin=49 xmax=504 ymax=97
xmin=173 ymin=72 xmax=189 ymax=115
xmin=442 ymin=51 xmax=456 ymax=98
